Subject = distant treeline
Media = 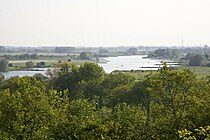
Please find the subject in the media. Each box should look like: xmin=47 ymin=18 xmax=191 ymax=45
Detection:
xmin=148 ymin=48 xmax=180 ymax=58
xmin=181 ymin=53 xmax=210 ymax=66
xmin=54 ymin=47 xmax=76 ymax=53
xmin=2 ymin=54 xmax=39 ymax=60
xmin=0 ymin=46 xmax=6 ymax=52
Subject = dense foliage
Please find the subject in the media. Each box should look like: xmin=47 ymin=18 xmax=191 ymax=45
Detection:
xmin=54 ymin=47 xmax=76 ymax=53
xmin=0 ymin=59 xmax=9 ymax=72
xmin=3 ymin=54 xmax=39 ymax=60
xmin=0 ymin=62 xmax=210 ymax=139
xmin=0 ymin=46 xmax=6 ymax=52
xmin=148 ymin=49 xmax=180 ymax=58
xmin=181 ymin=53 xmax=206 ymax=66
xmin=25 ymin=61 xmax=34 ymax=69
xmin=80 ymin=52 xmax=94 ymax=60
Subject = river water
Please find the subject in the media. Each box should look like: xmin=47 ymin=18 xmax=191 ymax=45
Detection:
xmin=98 ymin=55 xmax=169 ymax=73
xmin=2 ymin=55 xmax=174 ymax=79
xmin=2 ymin=68 xmax=47 ymax=79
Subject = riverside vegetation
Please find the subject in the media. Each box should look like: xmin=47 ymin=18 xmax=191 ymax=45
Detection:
xmin=0 ymin=62 xmax=210 ymax=139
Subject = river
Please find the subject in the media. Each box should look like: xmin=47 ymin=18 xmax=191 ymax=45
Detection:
xmin=2 ymin=68 xmax=47 ymax=79
xmin=98 ymin=55 xmax=173 ymax=73
xmin=1 ymin=55 xmax=176 ymax=79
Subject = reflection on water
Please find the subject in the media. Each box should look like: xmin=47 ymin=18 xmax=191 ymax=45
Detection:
xmin=2 ymin=55 xmax=176 ymax=78
xmin=2 ymin=68 xmax=47 ymax=79
xmin=98 ymin=55 xmax=172 ymax=73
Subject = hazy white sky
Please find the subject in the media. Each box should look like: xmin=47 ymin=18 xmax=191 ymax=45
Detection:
xmin=0 ymin=0 xmax=210 ymax=46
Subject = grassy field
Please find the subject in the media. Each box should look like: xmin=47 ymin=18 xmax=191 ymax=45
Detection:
xmin=8 ymin=59 xmax=92 ymax=70
xmin=178 ymin=66 xmax=210 ymax=77
xmin=123 ymin=70 xmax=155 ymax=80
xmin=125 ymin=66 xmax=210 ymax=81
xmin=0 ymin=52 xmax=92 ymax=71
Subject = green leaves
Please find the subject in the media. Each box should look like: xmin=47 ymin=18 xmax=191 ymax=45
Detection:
xmin=179 ymin=126 xmax=210 ymax=140
xmin=0 ymin=59 xmax=9 ymax=72
xmin=1 ymin=62 xmax=210 ymax=139
xmin=144 ymin=65 xmax=201 ymax=138
xmin=25 ymin=61 xmax=34 ymax=69
xmin=0 ymin=77 xmax=68 ymax=139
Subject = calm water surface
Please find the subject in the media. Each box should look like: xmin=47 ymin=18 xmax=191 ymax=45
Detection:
xmin=98 ymin=55 xmax=165 ymax=73
xmin=2 ymin=68 xmax=47 ymax=79
xmin=2 ymin=55 xmax=173 ymax=78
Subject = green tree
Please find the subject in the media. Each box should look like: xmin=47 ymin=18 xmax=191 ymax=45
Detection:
xmin=181 ymin=53 xmax=194 ymax=60
xmin=130 ymin=80 xmax=151 ymax=125
xmin=185 ymin=77 xmax=210 ymax=128
xmin=0 ymin=59 xmax=9 ymax=72
xmin=0 ymin=46 xmax=5 ymax=52
xmin=127 ymin=48 xmax=138 ymax=55
xmin=80 ymin=52 xmax=94 ymax=60
xmin=0 ymin=76 xmax=69 ymax=139
xmin=54 ymin=47 xmax=76 ymax=53
xmin=178 ymin=126 xmax=210 ymax=140
xmin=49 ymin=101 xmax=147 ymax=140
xmin=189 ymin=54 xmax=204 ymax=66
xmin=25 ymin=61 xmax=34 ymax=69
xmin=37 ymin=61 xmax=46 ymax=68
xmin=205 ymin=54 xmax=209 ymax=60
xmin=0 ymin=73 xmax=4 ymax=82
xmin=74 ymin=62 xmax=105 ymax=100
xmin=146 ymin=64 xmax=197 ymax=139
xmin=78 ymin=62 xmax=105 ymax=82
xmin=47 ymin=62 xmax=79 ymax=92
xmin=100 ymin=72 xmax=135 ymax=108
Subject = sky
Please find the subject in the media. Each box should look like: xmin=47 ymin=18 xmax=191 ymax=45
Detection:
xmin=0 ymin=0 xmax=210 ymax=47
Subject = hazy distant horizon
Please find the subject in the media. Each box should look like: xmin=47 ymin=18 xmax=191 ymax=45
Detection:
xmin=0 ymin=0 xmax=210 ymax=47
xmin=1 ymin=45 xmax=208 ymax=48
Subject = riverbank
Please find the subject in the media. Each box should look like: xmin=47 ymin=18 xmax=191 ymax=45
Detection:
xmin=1 ymin=55 xmax=183 ymax=78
